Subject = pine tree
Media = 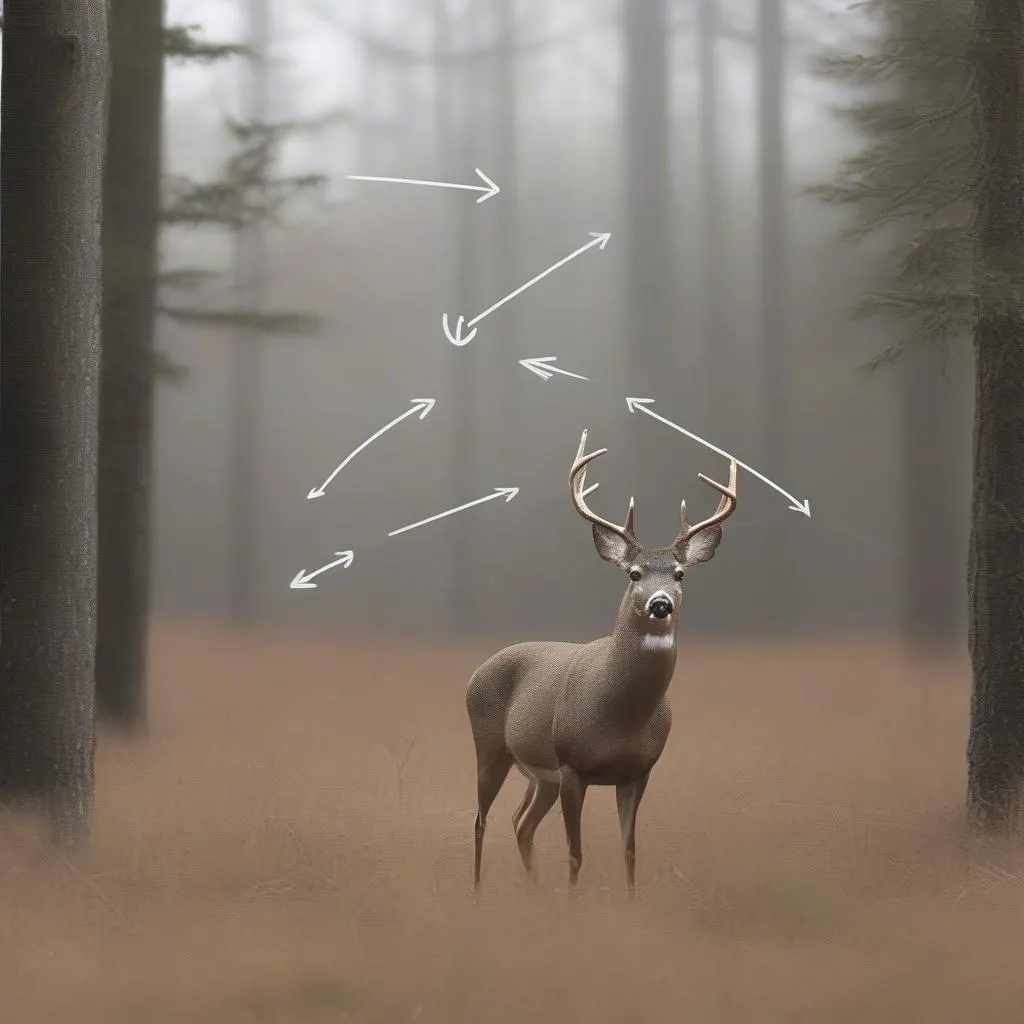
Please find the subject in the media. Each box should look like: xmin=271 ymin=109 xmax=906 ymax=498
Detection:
xmin=95 ymin=15 xmax=326 ymax=729
xmin=809 ymin=0 xmax=972 ymax=650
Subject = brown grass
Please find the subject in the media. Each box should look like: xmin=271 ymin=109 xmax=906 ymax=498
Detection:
xmin=2 ymin=622 xmax=1023 ymax=1023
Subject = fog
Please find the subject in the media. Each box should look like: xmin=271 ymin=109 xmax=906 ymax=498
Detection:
xmin=151 ymin=0 xmax=972 ymax=644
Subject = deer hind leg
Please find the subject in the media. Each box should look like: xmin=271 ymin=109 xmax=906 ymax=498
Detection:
xmin=474 ymin=751 xmax=513 ymax=889
xmin=511 ymin=766 xmax=536 ymax=835
xmin=559 ymin=767 xmax=589 ymax=889
xmin=616 ymin=771 xmax=651 ymax=895
xmin=514 ymin=776 xmax=559 ymax=880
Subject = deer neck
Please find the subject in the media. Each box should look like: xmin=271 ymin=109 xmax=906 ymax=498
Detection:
xmin=596 ymin=596 xmax=678 ymax=724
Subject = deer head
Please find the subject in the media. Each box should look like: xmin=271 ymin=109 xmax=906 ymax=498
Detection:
xmin=568 ymin=429 xmax=738 ymax=629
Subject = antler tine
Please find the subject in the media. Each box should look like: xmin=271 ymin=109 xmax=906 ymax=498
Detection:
xmin=568 ymin=430 xmax=638 ymax=542
xmin=677 ymin=458 xmax=739 ymax=542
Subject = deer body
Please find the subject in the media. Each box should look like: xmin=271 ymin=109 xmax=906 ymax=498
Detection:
xmin=467 ymin=430 xmax=738 ymax=893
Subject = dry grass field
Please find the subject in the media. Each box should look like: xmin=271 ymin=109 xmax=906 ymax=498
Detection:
xmin=2 ymin=621 xmax=1023 ymax=1023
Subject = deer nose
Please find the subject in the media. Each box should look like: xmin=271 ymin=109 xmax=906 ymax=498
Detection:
xmin=647 ymin=594 xmax=673 ymax=619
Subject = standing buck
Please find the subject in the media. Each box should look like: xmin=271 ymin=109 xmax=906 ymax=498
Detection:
xmin=466 ymin=429 xmax=738 ymax=893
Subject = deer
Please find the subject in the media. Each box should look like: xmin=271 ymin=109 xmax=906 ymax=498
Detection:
xmin=465 ymin=429 xmax=738 ymax=894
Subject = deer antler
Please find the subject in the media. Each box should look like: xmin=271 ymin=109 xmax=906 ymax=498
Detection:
xmin=675 ymin=458 xmax=739 ymax=545
xmin=568 ymin=430 xmax=638 ymax=544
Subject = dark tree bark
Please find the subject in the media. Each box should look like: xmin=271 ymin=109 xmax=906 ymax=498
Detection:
xmin=900 ymin=342 xmax=961 ymax=653
xmin=966 ymin=0 xmax=1024 ymax=833
xmin=0 ymin=0 xmax=108 ymax=846
xmin=96 ymin=0 xmax=165 ymax=729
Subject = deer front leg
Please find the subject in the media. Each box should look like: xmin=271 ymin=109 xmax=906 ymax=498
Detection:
xmin=559 ymin=767 xmax=588 ymax=889
xmin=616 ymin=771 xmax=650 ymax=895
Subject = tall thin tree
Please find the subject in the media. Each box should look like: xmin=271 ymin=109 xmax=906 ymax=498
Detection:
xmin=756 ymin=0 xmax=795 ymax=629
xmin=966 ymin=0 xmax=1024 ymax=833
xmin=622 ymin=0 xmax=675 ymax=489
xmin=96 ymin=0 xmax=165 ymax=729
xmin=0 ymin=0 xmax=109 ymax=845
xmin=227 ymin=0 xmax=271 ymax=626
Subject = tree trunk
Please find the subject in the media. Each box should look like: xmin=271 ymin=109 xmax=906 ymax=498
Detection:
xmin=96 ymin=0 xmax=164 ymax=730
xmin=622 ymin=0 xmax=675 ymax=499
xmin=900 ymin=342 xmax=961 ymax=653
xmin=227 ymin=0 xmax=270 ymax=627
xmin=0 ymin=0 xmax=108 ymax=847
xmin=966 ymin=0 xmax=1024 ymax=834
xmin=756 ymin=0 xmax=796 ymax=632
xmin=698 ymin=0 xmax=726 ymax=426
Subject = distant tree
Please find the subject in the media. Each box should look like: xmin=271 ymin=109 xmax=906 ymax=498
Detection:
xmin=966 ymin=0 xmax=1024 ymax=833
xmin=95 ymin=11 xmax=327 ymax=726
xmin=0 ymin=0 xmax=109 ymax=846
xmin=809 ymin=0 xmax=970 ymax=651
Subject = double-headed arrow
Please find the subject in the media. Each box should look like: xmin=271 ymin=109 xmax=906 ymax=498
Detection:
xmin=627 ymin=397 xmax=811 ymax=516
xmin=443 ymin=232 xmax=611 ymax=346
xmin=307 ymin=398 xmax=435 ymax=500
xmin=290 ymin=550 xmax=354 ymax=589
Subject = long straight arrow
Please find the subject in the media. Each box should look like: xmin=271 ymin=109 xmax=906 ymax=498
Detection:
xmin=442 ymin=232 xmax=611 ymax=346
xmin=627 ymin=397 xmax=811 ymax=516
xmin=346 ymin=168 xmax=500 ymax=203
xmin=388 ymin=487 xmax=519 ymax=537
xmin=290 ymin=550 xmax=354 ymax=589
xmin=308 ymin=398 xmax=435 ymax=500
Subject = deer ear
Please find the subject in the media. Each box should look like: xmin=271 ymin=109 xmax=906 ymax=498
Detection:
xmin=592 ymin=523 xmax=636 ymax=568
xmin=679 ymin=524 xmax=724 ymax=565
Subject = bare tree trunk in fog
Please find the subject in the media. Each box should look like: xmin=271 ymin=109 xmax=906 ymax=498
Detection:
xmin=435 ymin=0 xmax=481 ymax=634
xmin=697 ymin=0 xmax=726 ymax=427
xmin=756 ymin=0 xmax=797 ymax=631
xmin=227 ymin=0 xmax=270 ymax=626
xmin=491 ymin=0 xmax=519 ymax=420
xmin=901 ymin=345 xmax=960 ymax=652
xmin=0 ymin=0 xmax=107 ymax=846
xmin=96 ymin=0 xmax=165 ymax=730
xmin=622 ymin=0 xmax=676 ymax=483
xmin=966 ymin=0 xmax=1024 ymax=834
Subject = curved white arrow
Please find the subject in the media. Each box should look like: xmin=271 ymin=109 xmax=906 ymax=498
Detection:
xmin=290 ymin=550 xmax=354 ymax=589
xmin=518 ymin=356 xmax=590 ymax=382
xmin=346 ymin=167 xmax=500 ymax=203
xmin=308 ymin=398 xmax=435 ymax=500
xmin=626 ymin=397 xmax=811 ymax=517
xmin=388 ymin=487 xmax=519 ymax=537
xmin=442 ymin=232 xmax=611 ymax=346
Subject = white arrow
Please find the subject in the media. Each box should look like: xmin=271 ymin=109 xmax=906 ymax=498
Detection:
xmin=346 ymin=168 xmax=500 ymax=203
xmin=388 ymin=487 xmax=519 ymax=537
xmin=290 ymin=550 xmax=354 ymax=589
xmin=626 ymin=397 xmax=811 ymax=517
xmin=518 ymin=356 xmax=590 ymax=382
xmin=442 ymin=232 xmax=611 ymax=346
xmin=308 ymin=398 xmax=435 ymax=500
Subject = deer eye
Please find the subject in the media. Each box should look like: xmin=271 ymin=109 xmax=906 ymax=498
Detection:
xmin=674 ymin=568 xmax=685 ymax=581
xmin=629 ymin=568 xmax=642 ymax=582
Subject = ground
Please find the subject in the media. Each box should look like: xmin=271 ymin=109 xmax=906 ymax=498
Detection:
xmin=2 ymin=622 xmax=1023 ymax=1023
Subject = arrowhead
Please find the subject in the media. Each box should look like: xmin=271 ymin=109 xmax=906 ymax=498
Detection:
xmin=334 ymin=550 xmax=355 ymax=567
xmin=589 ymin=232 xmax=612 ymax=249
xmin=495 ymin=487 xmax=519 ymax=502
xmin=474 ymin=168 xmax=500 ymax=203
xmin=307 ymin=487 xmax=326 ymax=500
xmin=412 ymin=398 xmax=436 ymax=418
xmin=626 ymin=397 xmax=655 ymax=414
xmin=518 ymin=358 xmax=553 ymax=381
xmin=290 ymin=571 xmax=317 ymax=589
xmin=789 ymin=499 xmax=811 ymax=518
xmin=442 ymin=312 xmax=478 ymax=347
